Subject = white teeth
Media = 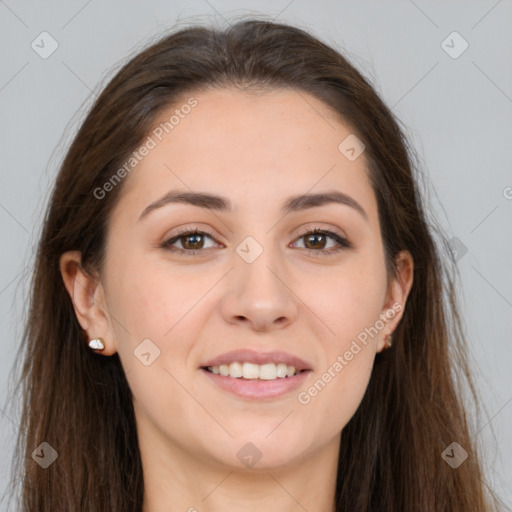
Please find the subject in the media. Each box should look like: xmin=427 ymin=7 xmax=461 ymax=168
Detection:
xmin=276 ymin=363 xmax=288 ymax=378
xmin=242 ymin=362 xmax=260 ymax=379
xmin=229 ymin=362 xmax=243 ymax=378
xmin=259 ymin=363 xmax=276 ymax=380
xmin=206 ymin=362 xmax=302 ymax=380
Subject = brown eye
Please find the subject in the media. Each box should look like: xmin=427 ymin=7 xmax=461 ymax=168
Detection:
xmin=180 ymin=233 xmax=205 ymax=250
xmin=162 ymin=229 xmax=218 ymax=255
xmin=303 ymin=232 xmax=328 ymax=250
xmin=292 ymin=228 xmax=351 ymax=256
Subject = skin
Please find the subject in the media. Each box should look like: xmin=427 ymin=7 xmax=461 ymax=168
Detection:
xmin=60 ymin=87 xmax=413 ymax=512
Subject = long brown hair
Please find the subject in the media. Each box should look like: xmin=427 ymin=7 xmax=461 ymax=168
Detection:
xmin=6 ymin=18 xmax=503 ymax=511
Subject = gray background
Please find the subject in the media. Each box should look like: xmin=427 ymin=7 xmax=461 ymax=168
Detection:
xmin=1 ymin=0 xmax=511 ymax=509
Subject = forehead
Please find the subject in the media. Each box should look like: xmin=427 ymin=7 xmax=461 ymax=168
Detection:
xmin=117 ymin=87 xmax=377 ymax=221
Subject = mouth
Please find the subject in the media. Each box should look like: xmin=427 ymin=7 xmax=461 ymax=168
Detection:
xmin=199 ymin=350 xmax=313 ymax=400
xmin=201 ymin=362 xmax=308 ymax=380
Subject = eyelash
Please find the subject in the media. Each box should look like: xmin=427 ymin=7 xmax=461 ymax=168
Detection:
xmin=161 ymin=226 xmax=352 ymax=257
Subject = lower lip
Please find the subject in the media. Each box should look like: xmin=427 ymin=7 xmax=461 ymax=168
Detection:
xmin=200 ymin=368 xmax=311 ymax=400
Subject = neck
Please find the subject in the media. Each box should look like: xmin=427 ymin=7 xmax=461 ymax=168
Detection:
xmin=140 ymin=428 xmax=340 ymax=512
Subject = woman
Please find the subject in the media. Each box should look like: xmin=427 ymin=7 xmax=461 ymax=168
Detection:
xmin=7 ymin=19 xmax=502 ymax=511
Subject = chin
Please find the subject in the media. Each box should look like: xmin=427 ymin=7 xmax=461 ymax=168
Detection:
xmin=207 ymin=434 xmax=309 ymax=472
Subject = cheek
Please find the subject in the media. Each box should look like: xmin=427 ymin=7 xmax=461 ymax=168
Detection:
xmin=109 ymin=257 xmax=201 ymax=341
xmin=310 ymin=258 xmax=388 ymax=348
xmin=299 ymin=258 xmax=386 ymax=417
xmin=109 ymin=265 xmax=210 ymax=440
xmin=295 ymin=313 xmax=378 ymax=448
xmin=104 ymin=252 xmax=205 ymax=386
xmin=108 ymin=256 xmax=231 ymax=406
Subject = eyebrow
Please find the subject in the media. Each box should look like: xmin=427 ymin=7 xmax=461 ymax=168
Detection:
xmin=138 ymin=189 xmax=368 ymax=221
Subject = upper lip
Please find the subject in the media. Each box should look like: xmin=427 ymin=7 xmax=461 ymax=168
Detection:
xmin=200 ymin=349 xmax=312 ymax=371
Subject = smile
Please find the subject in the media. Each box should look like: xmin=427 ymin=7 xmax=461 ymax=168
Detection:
xmin=204 ymin=362 xmax=304 ymax=380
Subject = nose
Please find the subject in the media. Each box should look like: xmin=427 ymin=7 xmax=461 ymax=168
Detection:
xmin=220 ymin=245 xmax=299 ymax=332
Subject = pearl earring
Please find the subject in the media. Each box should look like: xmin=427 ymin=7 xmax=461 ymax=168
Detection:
xmin=88 ymin=337 xmax=105 ymax=351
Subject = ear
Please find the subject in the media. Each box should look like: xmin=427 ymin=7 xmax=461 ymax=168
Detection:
xmin=376 ymin=250 xmax=414 ymax=352
xmin=59 ymin=251 xmax=117 ymax=355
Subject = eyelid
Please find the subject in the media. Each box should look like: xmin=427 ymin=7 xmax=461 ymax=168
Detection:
xmin=161 ymin=224 xmax=352 ymax=256
xmin=290 ymin=225 xmax=352 ymax=254
xmin=294 ymin=223 xmax=348 ymax=242
xmin=161 ymin=226 xmax=221 ymax=253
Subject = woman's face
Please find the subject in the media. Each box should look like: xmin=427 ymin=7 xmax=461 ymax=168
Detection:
xmin=92 ymin=87 xmax=410 ymax=470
